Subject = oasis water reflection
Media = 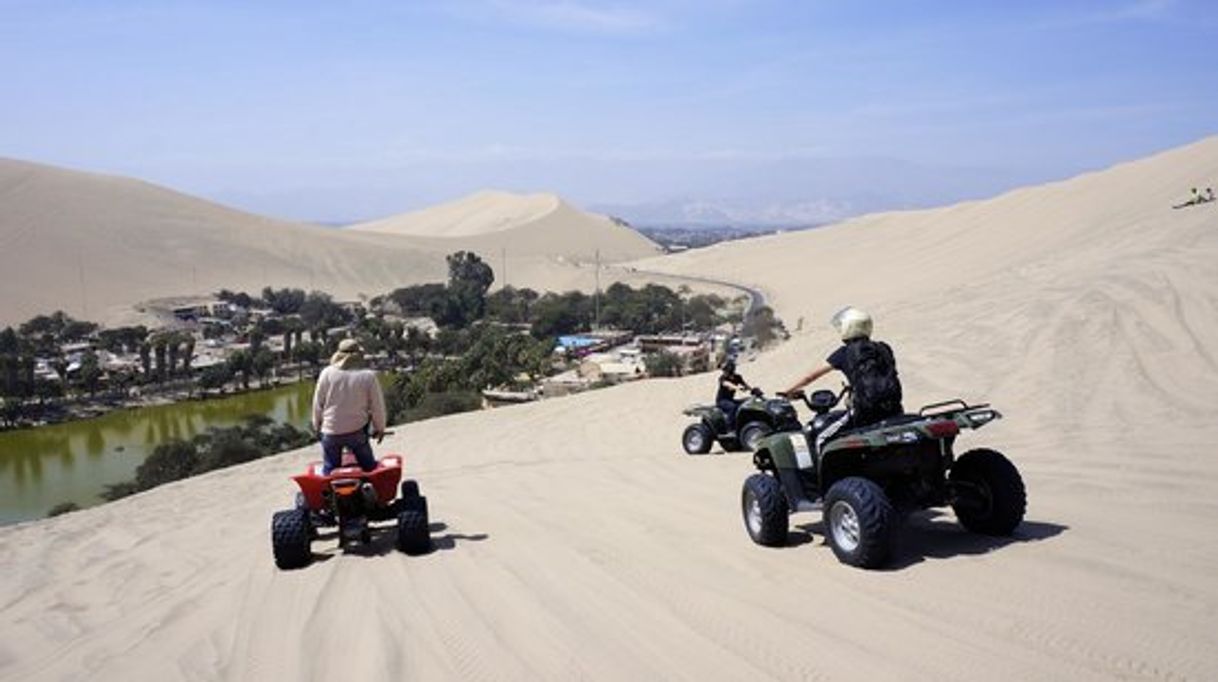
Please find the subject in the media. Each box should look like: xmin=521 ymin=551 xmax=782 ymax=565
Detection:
xmin=0 ymin=381 xmax=315 ymax=525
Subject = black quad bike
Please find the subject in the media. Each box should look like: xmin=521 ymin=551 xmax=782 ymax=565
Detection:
xmin=741 ymin=388 xmax=1025 ymax=569
xmin=682 ymin=387 xmax=801 ymax=454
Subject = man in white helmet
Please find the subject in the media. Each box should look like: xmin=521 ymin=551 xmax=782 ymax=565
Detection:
xmin=783 ymin=306 xmax=903 ymax=453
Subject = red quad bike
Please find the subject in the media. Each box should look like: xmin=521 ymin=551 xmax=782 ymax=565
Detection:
xmin=270 ymin=447 xmax=431 ymax=569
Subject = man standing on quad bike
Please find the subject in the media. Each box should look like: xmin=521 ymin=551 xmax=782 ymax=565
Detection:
xmin=311 ymin=338 xmax=388 ymax=474
xmin=782 ymin=307 xmax=903 ymax=453
xmin=716 ymin=357 xmax=752 ymax=430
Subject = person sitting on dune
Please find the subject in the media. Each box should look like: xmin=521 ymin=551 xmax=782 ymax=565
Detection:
xmin=783 ymin=307 xmax=903 ymax=453
xmin=716 ymin=358 xmax=751 ymax=429
xmin=311 ymin=338 xmax=387 ymax=474
xmin=1172 ymin=188 xmax=1203 ymax=209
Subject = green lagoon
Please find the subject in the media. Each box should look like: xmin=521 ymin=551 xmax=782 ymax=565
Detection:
xmin=0 ymin=382 xmax=316 ymax=525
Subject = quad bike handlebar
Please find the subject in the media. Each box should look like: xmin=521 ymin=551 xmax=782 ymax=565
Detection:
xmin=779 ymin=385 xmax=850 ymax=412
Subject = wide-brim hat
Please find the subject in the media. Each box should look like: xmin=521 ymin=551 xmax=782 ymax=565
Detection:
xmin=330 ymin=338 xmax=366 ymax=368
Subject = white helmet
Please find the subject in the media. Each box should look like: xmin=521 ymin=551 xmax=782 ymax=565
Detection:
xmin=831 ymin=306 xmax=872 ymax=341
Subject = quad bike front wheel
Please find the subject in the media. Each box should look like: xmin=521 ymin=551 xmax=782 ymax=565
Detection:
xmin=950 ymin=448 xmax=1026 ymax=535
xmin=742 ymin=473 xmax=788 ymax=546
xmin=271 ymin=508 xmax=313 ymax=570
xmin=739 ymin=422 xmax=773 ymax=452
xmin=396 ymin=496 xmax=431 ymax=555
xmin=682 ymin=423 xmax=714 ymax=455
xmin=399 ymin=480 xmax=430 ymax=519
xmin=401 ymin=480 xmax=420 ymax=500
xmin=823 ymin=477 xmax=895 ymax=569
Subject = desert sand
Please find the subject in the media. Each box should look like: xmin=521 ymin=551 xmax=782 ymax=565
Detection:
xmin=0 ymin=162 xmax=659 ymax=327
xmin=1 ymin=137 xmax=1217 ymax=680
xmin=348 ymin=189 xmax=661 ymax=262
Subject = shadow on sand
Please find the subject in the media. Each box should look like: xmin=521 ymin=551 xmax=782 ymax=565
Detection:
xmin=793 ymin=510 xmax=1067 ymax=570
xmin=338 ymin=521 xmax=489 ymax=560
xmin=310 ymin=520 xmax=489 ymax=561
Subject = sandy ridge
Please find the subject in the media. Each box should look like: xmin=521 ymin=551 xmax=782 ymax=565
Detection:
xmin=0 ymin=163 xmax=659 ymax=327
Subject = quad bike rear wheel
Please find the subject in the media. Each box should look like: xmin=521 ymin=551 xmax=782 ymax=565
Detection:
xmin=823 ymin=477 xmax=895 ymax=569
xmin=682 ymin=423 xmax=713 ymax=455
xmin=271 ymin=508 xmax=312 ymax=569
xmin=742 ymin=473 xmax=788 ymax=546
xmin=950 ymin=448 xmax=1026 ymax=535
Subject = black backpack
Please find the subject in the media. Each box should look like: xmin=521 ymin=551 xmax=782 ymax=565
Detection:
xmin=844 ymin=339 xmax=903 ymax=422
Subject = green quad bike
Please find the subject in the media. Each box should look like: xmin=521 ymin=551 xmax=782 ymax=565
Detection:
xmin=682 ymin=387 xmax=801 ymax=454
xmin=742 ymin=388 xmax=1025 ymax=569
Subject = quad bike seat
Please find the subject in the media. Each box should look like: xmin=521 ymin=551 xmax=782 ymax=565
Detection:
xmin=834 ymin=413 xmax=925 ymax=439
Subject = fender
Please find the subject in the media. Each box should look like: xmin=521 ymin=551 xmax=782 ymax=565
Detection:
xmin=755 ymin=431 xmax=818 ymax=509
xmin=683 ymin=404 xmax=729 ymax=434
xmin=758 ymin=430 xmax=816 ymax=471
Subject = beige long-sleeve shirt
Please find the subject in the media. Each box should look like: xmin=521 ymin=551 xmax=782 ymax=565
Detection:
xmin=311 ymin=366 xmax=387 ymax=436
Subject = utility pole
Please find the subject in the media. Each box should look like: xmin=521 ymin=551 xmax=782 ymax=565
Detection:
xmin=594 ymin=249 xmax=601 ymax=330
xmin=77 ymin=253 xmax=88 ymax=319
xmin=501 ymin=247 xmax=507 ymax=288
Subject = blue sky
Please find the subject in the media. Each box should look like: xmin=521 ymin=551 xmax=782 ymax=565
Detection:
xmin=1 ymin=0 xmax=1215 ymax=223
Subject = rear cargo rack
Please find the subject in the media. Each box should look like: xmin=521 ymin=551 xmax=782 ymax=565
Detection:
xmin=918 ymin=399 xmax=989 ymax=417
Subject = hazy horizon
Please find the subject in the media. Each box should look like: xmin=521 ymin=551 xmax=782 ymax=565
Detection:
xmin=3 ymin=1 xmax=1216 ymax=224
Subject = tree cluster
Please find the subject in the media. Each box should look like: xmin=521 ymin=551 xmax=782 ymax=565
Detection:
xmin=644 ymin=349 xmax=685 ymax=378
xmin=384 ymin=324 xmax=551 ymax=423
xmin=100 ymin=416 xmax=312 ymax=501
xmin=741 ymin=305 xmax=787 ymax=348
xmin=1 ymin=313 xmax=121 ymax=407
xmin=378 ymin=251 xmax=495 ymax=329
xmin=484 ymin=282 xmax=735 ymax=340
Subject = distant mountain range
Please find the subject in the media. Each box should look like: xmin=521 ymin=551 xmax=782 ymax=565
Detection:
xmin=588 ymin=156 xmax=1031 ymax=228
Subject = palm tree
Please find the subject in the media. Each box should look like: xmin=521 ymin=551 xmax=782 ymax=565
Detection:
xmin=138 ymin=343 xmax=152 ymax=380
xmin=249 ymin=327 xmax=265 ymax=356
xmin=0 ymin=355 xmax=14 ymax=397
xmin=227 ymin=350 xmax=252 ymax=390
xmin=404 ymin=326 xmax=430 ymax=366
xmin=51 ymin=358 xmax=69 ymax=386
xmin=153 ymin=336 xmax=168 ymax=383
xmin=21 ymin=356 xmax=35 ymax=397
xmin=281 ymin=317 xmax=303 ymax=363
xmin=76 ymin=351 xmax=102 ymax=397
xmin=252 ymin=349 xmax=275 ymax=388
xmin=182 ymin=336 xmax=195 ymax=375
xmin=167 ymin=337 xmax=179 ymax=378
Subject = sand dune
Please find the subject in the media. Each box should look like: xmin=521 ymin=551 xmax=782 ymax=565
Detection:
xmin=0 ymin=159 xmax=456 ymax=327
xmin=0 ymin=164 xmax=659 ymax=328
xmin=2 ymin=138 xmax=1218 ymax=680
xmin=352 ymin=190 xmax=563 ymax=237
xmin=349 ymin=190 xmax=661 ymax=262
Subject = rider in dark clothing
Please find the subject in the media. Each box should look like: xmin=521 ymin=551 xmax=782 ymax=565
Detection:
xmin=784 ymin=307 xmax=903 ymax=453
xmin=716 ymin=359 xmax=751 ymax=429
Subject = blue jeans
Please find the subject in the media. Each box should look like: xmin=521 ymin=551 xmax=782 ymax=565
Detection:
xmin=718 ymin=398 xmax=742 ymax=429
xmin=321 ymin=431 xmax=378 ymax=474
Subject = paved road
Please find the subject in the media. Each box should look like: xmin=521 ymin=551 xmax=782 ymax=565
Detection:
xmin=616 ymin=266 xmax=768 ymax=318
